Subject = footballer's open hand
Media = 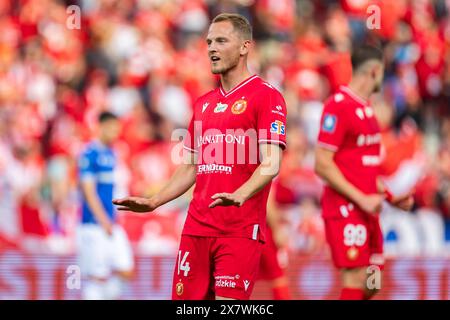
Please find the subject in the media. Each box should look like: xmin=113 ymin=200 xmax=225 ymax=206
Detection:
xmin=113 ymin=197 xmax=156 ymax=212
xmin=356 ymin=194 xmax=385 ymax=214
xmin=390 ymin=191 xmax=415 ymax=211
xmin=209 ymin=193 xmax=245 ymax=208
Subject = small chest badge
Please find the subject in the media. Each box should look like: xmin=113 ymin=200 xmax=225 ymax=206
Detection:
xmin=214 ymin=102 xmax=228 ymax=113
xmin=231 ymin=100 xmax=247 ymax=114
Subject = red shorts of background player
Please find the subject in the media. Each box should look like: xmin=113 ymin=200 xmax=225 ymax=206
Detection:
xmin=257 ymin=227 xmax=284 ymax=281
xmin=172 ymin=235 xmax=263 ymax=300
xmin=324 ymin=210 xmax=384 ymax=270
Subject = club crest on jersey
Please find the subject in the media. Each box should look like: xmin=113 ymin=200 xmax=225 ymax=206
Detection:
xmin=176 ymin=281 xmax=184 ymax=296
xmin=231 ymin=99 xmax=247 ymax=114
xmin=322 ymin=114 xmax=337 ymax=133
xmin=214 ymin=102 xmax=228 ymax=113
xmin=347 ymin=247 xmax=359 ymax=261
xmin=270 ymin=120 xmax=285 ymax=135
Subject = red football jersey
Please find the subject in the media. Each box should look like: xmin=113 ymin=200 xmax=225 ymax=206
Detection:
xmin=183 ymin=75 xmax=287 ymax=242
xmin=317 ymin=86 xmax=381 ymax=219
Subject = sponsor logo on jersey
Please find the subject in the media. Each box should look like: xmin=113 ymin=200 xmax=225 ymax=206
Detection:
xmin=271 ymin=105 xmax=285 ymax=116
xmin=270 ymin=120 xmax=285 ymax=135
xmin=356 ymin=133 xmax=381 ymax=147
xmin=197 ymin=164 xmax=233 ymax=174
xmin=216 ymin=279 xmax=237 ymax=288
xmin=362 ymin=155 xmax=381 ymax=166
xmin=356 ymin=107 xmax=374 ymax=120
xmin=231 ymin=99 xmax=247 ymax=114
xmin=214 ymin=102 xmax=228 ymax=113
xmin=196 ymin=134 xmax=246 ymax=147
xmin=215 ymin=275 xmax=238 ymax=289
xmin=322 ymin=114 xmax=337 ymax=133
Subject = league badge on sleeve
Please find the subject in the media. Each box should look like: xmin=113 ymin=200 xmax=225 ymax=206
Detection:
xmin=322 ymin=114 xmax=337 ymax=133
xmin=270 ymin=120 xmax=286 ymax=135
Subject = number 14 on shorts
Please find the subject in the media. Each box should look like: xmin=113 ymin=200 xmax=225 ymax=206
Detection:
xmin=177 ymin=251 xmax=191 ymax=277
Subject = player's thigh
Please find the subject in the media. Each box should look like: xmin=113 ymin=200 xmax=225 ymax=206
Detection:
xmin=258 ymin=232 xmax=284 ymax=281
xmin=110 ymin=225 xmax=135 ymax=274
xmin=76 ymin=224 xmax=110 ymax=278
xmin=324 ymin=215 xmax=372 ymax=269
xmin=172 ymin=235 xmax=213 ymax=300
xmin=213 ymin=237 xmax=263 ymax=300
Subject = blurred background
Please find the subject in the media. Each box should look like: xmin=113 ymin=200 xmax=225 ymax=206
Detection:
xmin=0 ymin=0 xmax=449 ymax=299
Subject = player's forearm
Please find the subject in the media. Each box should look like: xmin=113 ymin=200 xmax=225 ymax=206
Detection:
xmin=82 ymin=188 xmax=111 ymax=225
xmin=315 ymin=159 xmax=365 ymax=205
xmin=376 ymin=177 xmax=386 ymax=193
xmin=151 ymin=163 xmax=197 ymax=208
xmin=234 ymin=157 xmax=281 ymax=202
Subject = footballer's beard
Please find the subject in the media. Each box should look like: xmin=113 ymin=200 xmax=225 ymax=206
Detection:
xmin=211 ymin=57 xmax=239 ymax=75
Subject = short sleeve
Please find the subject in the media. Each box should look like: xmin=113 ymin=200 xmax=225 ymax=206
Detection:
xmin=78 ymin=150 xmax=97 ymax=182
xmin=317 ymin=98 xmax=348 ymax=151
xmin=257 ymin=86 xmax=287 ymax=150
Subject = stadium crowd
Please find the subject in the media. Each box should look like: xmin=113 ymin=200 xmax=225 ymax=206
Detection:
xmin=0 ymin=0 xmax=449 ymax=257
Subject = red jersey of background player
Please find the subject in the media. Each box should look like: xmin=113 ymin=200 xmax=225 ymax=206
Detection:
xmin=317 ymin=85 xmax=381 ymax=218
xmin=183 ymin=74 xmax=287 ymax=242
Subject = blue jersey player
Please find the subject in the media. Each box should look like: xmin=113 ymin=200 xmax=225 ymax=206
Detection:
xmin=76 ymin=111 xmax=134 ymax=300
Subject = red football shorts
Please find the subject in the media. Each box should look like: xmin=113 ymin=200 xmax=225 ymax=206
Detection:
xmin=257 ymin=227 xmax=284 ymax=281
xmin=172 ymin=235 xmax=263 ymax=300
xmin=324 ymin=211 xmax=384 ymax=270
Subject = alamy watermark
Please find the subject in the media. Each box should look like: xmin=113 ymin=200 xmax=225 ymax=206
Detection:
xmin=66 ymin=5 xmax=81 ymax=30
xmin=366 ymin=4 xmax=381 ymax=30
xmin=366 ymin=265 xmax=382 ymax=290
xmin=66 ymin=265 xmax=81 ymax=290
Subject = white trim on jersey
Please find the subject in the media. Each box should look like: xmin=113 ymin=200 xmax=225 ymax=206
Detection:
xmin=340 ymin=86 xmax=368 ymax=106
xmin=219 ymin=75 xmax=259 ymax=98
xmin=258 ymin=139 xmax=287 ymax=149
xmin=80 ymin=172 xmax=96 ymax=182
xmin=252 ymin=224 xmax=259 ymax=240
xmin=183 ymin=145 xmax=198 ymax=153
xmin=317 ymin=141 xmax=339 ymax=152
